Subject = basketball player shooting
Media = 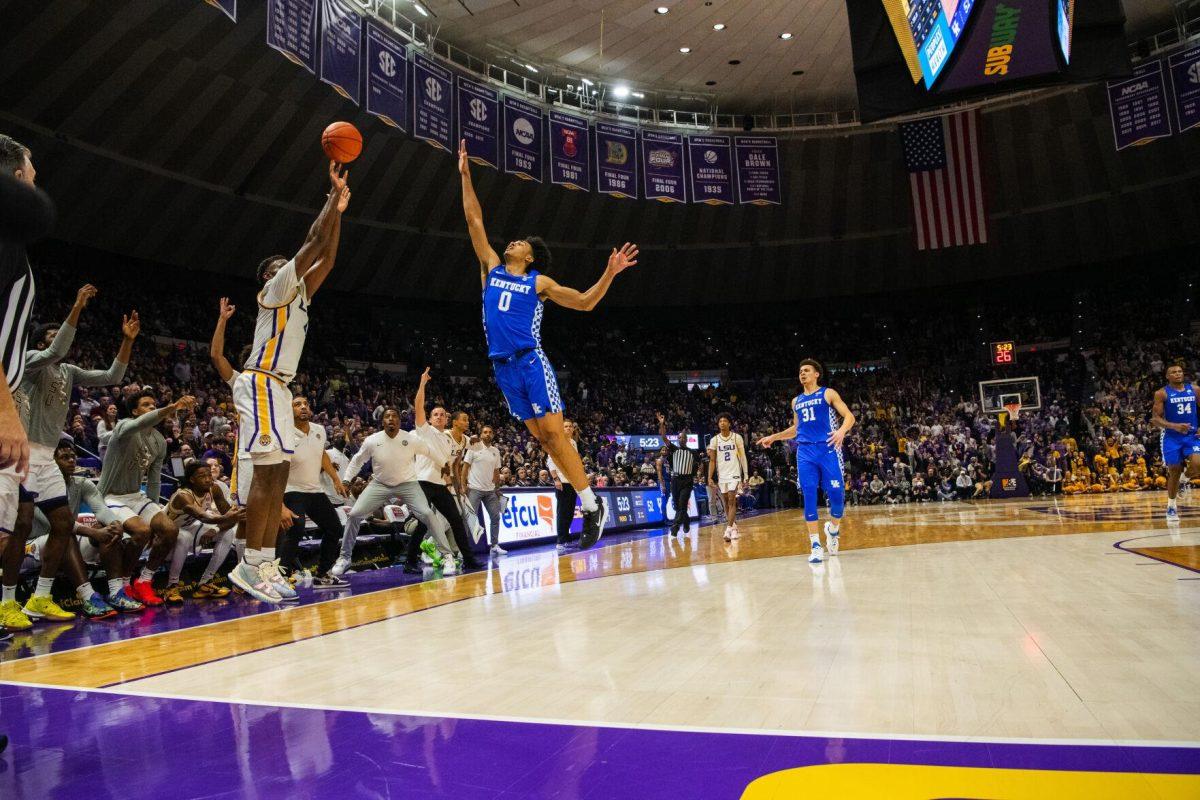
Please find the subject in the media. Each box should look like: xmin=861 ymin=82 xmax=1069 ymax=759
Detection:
xmin=1151 ymin=363 xmax=1200 ymax=522
xmin=458 ymin=139 xmax=637 ymax=549
xmin=228 ymin=161 xmax=349 ymax=603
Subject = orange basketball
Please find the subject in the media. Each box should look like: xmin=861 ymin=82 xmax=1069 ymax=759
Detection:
xmin=321 ymin=121 xmax=362 ymax=163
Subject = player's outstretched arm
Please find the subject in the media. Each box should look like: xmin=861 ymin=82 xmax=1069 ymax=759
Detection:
xmin=414 ymin=367 xmax=431 ymax=428
xmin=460 ymin=140 xmax=500 ymax=286
xmin=756 ymin=410 xmax=799 ymax=448
xmin=537 ymin=243 xmax=638 ymax=312
xmin=825 ymin=389 xmax=856 ymax=448
xmin=209 ymin=298 xmax=236 ymax=383
xmin=299 ymin=163 xmax=350 ymax=297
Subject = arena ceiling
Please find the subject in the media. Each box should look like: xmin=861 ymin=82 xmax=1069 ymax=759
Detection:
xmin=423 ymin=0 xmax=1178 ymax=112
xmin=0 ymin=0 xmax=1197 ymax=308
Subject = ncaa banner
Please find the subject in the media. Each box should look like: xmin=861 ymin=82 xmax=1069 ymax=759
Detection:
xmin=412 ymin=52 xmax=454 ymax=152
xmin=639 ymin=130 xmax=686 ymax=203
xmin=687 ymin=135 xmax=734 ymax=205
xmin=1168 ymin=46 xmax=1200 ymax=134
xmin=548 ymin=110 xmax=590 ymax=191
xmin=267 ymin=0 xmax=318 ymax=74
xmin=595 ymin=121 xmax=638 ymax=199
xmin=1107 ymin=60 xmax=1173 ymax=150
xmin=364 ymin=19 xmax=408 ymax=131
xmin=204 ymin=0 xmax=236 ymax=22
xmin=319 ymin=0 xmax=361 ymax=104
xmin=734 ymin=136 xmax=782 ymax=205
xmin=503 ymin=96 xmax=543 ymax=182
xmin=457 ymin=76 xmax=499 ymax=168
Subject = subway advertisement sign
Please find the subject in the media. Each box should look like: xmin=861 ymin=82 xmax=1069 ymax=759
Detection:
xmin=935 ymin=0 xmax=1067 ymax=93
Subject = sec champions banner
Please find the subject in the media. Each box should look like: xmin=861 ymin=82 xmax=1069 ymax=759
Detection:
xmin=364 ymin=19 xmax=407 ymax=131
xmin=412 ymin=51 xmax=454 ymax=152
xmin=457 ymin=75 xmax=499 ymax=168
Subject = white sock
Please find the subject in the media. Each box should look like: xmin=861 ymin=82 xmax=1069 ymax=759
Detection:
xmin=1168 ymin=498 xmax=1178 ymax=510
xmin=108 ymin=579 xmax=124 ymax=597
xmin=76 ymin=583 xmax=97 ymax=602
xmin=3 ymin=584 xmax=16 ymax=603
xmin=262 ymin=547 xmax=276 ymax=561
xmin=234 ymin=539 xmax=246 ymax=561
xmin=809 ymin=532 xmax=821 ymax=546
xmin=34 ymin=576 xmax=55 ymax=598
xmin=244 ymin=548 xmax=265 ymax=566
xmin=828 ymin=519 xmax=841 ymax=534
xmin=578 ymin=487 xmax=598 ymax=512
xmin=139 ymin=567 xmax=154 ymax=583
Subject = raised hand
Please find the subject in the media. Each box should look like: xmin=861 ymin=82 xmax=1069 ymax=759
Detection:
xmin=336 ymin=185 xmax=350 ymax=213
xmin=656 ymin=412 xmax=665 ymax=424
xmin=173 ymin=395 xmax=197 ymax=414
xmin=419 ymin=367 xmax=432 ymax=386
xmin=122 ymin=311 xmax=140 ymax=340
xmin=606 ymin=243 xmax=639 ymax=275
xmin=458 ymin=139 xmax=470 ymax=176
xmin=219 ymin=297 xmax=236 ymax=320
xmin=329 ymin=160 xmax=349 ymax=193
xmin=74 ymin=284 xmax=98 ymax=310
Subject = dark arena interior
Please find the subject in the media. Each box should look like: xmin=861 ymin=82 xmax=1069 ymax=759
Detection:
xmin=0 ymin=1 xmax=1198 ymax=797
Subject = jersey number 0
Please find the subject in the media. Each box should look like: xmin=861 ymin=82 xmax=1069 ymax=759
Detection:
xmin=497 ymin=290 xmax=512 ymax=312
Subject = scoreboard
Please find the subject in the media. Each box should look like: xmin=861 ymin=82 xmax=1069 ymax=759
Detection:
xmin=991 ymin=341 xmax=1016 ymax=366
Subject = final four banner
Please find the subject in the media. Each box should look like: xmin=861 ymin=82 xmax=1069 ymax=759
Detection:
xmin=204 ymin=0 xmax=236 ymax=22
xmin=734 ymin=136 xmax=781 ymax=205
xmin=686 ymin=135 xmax=734 ymax=205
xmin=549 ymin=110 xmax=590 ymax=191
xmin=413 ymin=52 xmax=454 ymax=152
xmin=457 ymin=76 xmax=499 ymax=168
xmin=1107 ymin=60 xmax=1173 ymax=150
xmin=1168 ymin=46 xmax=1200 ymax=134
xmin=364 ymin=20 xmax=408 ymax=131
xmin=319 ymin=0 xmax=361 ymax=104
xmin=595 ymin=121 xmax=638 ymax=199
xmin=503 ymin=97 xmax=543 ymax=182
xmin=266 ymin=0 xmax=318 ymax=74
xmin=639 ymin=130 xmax=686 ymax=203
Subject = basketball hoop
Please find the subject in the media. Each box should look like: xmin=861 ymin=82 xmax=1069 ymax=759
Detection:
xmin=1003 ymin=401 xmax=1021 ymax=421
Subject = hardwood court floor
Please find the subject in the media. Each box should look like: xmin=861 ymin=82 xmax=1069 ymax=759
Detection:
xmin=81 ymin=493 xmax=1200 ymax=746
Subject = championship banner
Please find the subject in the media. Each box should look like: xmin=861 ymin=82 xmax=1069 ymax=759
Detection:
xmin=686 ymin=135 xmax=734 ymax=205
xmin=639 ymin=130 xmax=686 ymax=203
xmin=204 ymin=0 xmax=236 ymax=22
xmin=548 ymin=110 xmax=590 ymax=191
xmin=266 ymin=0 xmax=318 ymax=74
xmin=1107 ymin=60 xmax=1173 ymax=150
xmin=1168 ymin=46 xmax=1200 ymax=134
xmin=503 ymin=96 xmax=543 ymax=182
xmin=457 ymin=76 xmax=499 ymax=168
xmin=734 ymin=137 xmax=781 ymax=205
xmin=364 ymin=19 xmax=408 ymax=131
xmin=412 ymin=52 xmax=454 ymax=152
xmin=319 ymin=0 xmax=361 ymax=104
xmin=595 ymin=121 xmax=638 ymax=199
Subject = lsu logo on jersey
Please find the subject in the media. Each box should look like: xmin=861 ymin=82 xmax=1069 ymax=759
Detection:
xmin=259 ymin=434 xmax=272 ymax=447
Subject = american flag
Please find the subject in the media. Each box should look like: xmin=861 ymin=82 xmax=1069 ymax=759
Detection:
xmin=900 ymin=109 xmax=989 ymax=251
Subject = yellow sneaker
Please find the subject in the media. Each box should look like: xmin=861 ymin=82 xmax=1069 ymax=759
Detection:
xmin=161 ymin=585 xmax=184 ymax=605
xmin=22 ymin=595 xmax=76 ymax=622
xmin=0 ymin=599 xmax=32 ymax=631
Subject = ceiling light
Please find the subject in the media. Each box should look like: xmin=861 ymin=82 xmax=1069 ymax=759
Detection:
xmin=632 ymin=91 xmax=645 ymax=99
xmin=524 ymin=63 xmax=538 ymax=73
xmin=612 ymin=85 xmax=630 ymax=99
xmin=581 ymin=77 xmax=594 ymax=86
xmin=779 ymin=32 xmax=793 ymax=39
xmin=679 ymin=46 xmax=691 ymax=53
xmin=655 ymin=6 xmax=669 ymax=14
xmin=412 ymin=1 xmax=428 ymax=16
xmin=713 ymin=23 xmax=725 ymax=31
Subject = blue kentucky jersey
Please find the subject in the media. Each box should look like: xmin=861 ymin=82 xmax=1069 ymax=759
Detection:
xmin=793 ymin=388 xmax=836 ymax=444
xmin=1163 ymin=383 xmax=1198 ymax=433
xmin=483 ymin=266 xmax=543 ymax=359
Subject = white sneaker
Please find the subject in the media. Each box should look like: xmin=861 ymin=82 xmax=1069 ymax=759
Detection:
xmin=490 ymin=544 xmax=507 ymax=556
xmin=442 ymin=557 xmax=458 ymax=575
xmin=229 ymin=560 xmax=281 ymax=604
xmin=330 ymin=555 xmax=352 ymax=577
xmin=260 ymin=560 xmax=298 ymax=603
xmin=728 ymin=525 xmax=740 ymax=541
xmin=825 ymin=522 xmax=840 ymax=555
xmin=723 ymin=526 xmax=732 ymax=542
xmin=808 ymin=541 xmax=824 ymax=564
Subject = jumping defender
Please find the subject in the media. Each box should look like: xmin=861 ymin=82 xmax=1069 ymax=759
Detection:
xmin=757 ymin=359 xmax=856 ymax=563
xmin=459 ymin=139 xmax=636 ymax=549
xmin=1151 ymin=363 xmax=1200 ymax=521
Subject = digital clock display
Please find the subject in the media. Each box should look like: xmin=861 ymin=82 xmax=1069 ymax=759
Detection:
xmin=991 ymin=341 xmax=1016 ymax=365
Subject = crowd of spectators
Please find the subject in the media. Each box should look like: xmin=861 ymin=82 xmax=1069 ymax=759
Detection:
xmin=26 ymin=255 xmax=1198 ymax=512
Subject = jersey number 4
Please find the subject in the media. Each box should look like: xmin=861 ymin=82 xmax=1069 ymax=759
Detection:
xmin=800 ymin=407 xmax=816 ymax=423
xmin=497 ymin=290 xmax=513 ymax=312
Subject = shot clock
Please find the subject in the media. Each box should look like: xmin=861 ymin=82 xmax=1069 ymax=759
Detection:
xmin=991 ymin=341 xmax=1016 ymax=366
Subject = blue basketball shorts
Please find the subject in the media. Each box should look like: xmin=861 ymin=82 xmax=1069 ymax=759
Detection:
xmin=1161 ymin=431 xmax=1200 ymax=467
xmin=493 ymin=348 xmax=564 ymax=422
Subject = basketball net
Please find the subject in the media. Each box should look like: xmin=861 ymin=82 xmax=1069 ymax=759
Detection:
xmin=1003 ymin=401 xmax=1021 ymax=421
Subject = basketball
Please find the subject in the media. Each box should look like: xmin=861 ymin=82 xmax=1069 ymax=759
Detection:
xmin=321 ymin=121 xmax=361 ymax=163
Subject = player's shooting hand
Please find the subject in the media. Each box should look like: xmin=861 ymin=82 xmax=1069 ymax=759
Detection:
xmin=336 ymin=185 xmax=350 ymax=213
xmin=827 ymin=428 xmax=847 ymax=449
xmin=74 ymin=284 xmax=98 ymax=310
xmin=457 ymin=139 xmax=470 ymax=175
xmin=329 ymin=160 xmax=349 ymax=192
xmin=122 ymin=311 xmax=140 ymax=340
xmin=606 ymin=243 xmax=639 ymax=275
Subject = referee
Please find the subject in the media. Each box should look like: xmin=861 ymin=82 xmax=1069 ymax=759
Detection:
xmin=656 ymin=412 xmax=700 ymax=535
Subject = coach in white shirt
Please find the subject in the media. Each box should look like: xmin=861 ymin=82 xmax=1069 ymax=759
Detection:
xmin=464 ymin=424 xmax=506 ymax=555
xmin=331 ymin=406 xmax=454 ymax=577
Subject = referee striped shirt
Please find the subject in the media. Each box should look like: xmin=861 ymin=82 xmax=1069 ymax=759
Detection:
xmin=0 ymin=242 xmax=35 ymax=391
xmin=668 ymin=444 xmax=699 ymax=478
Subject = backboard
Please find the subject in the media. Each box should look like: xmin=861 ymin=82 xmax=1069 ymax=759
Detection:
xmin=979 ymin=376 xmax=1041 ymax=414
